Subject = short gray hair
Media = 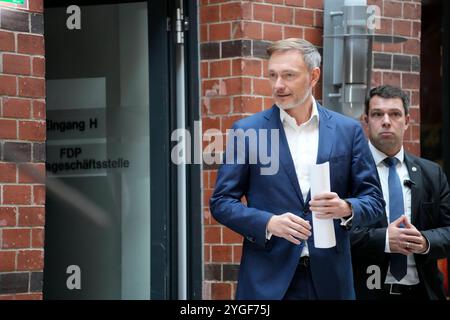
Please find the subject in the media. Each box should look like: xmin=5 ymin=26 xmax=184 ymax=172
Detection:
xmin=267 ymin=38 xmax=321 ymax=70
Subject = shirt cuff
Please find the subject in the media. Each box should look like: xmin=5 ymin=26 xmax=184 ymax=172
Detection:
xmin=385 ymin=229 xmax=391 ymax=253
xmin=339 ymin=213 xmax=353 ymax=228
xmin=266 ymin=230 xmax=272 ymax=240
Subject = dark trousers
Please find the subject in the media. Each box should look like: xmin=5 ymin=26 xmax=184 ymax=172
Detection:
xmin=283 ymin=257 xmax=318 ymax=300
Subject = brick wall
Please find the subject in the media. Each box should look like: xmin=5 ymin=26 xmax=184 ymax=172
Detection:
xmin=0 ymin=0 xmax=45 ymax=300
xmin=201 ymin=0 xmax=421 ymax=300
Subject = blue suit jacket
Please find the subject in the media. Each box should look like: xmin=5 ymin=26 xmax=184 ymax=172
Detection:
xmin=210 ymin=104 xmax=384 ymax=299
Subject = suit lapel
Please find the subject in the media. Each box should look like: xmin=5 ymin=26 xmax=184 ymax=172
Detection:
xmin=404 ymin=153 xmax=421 ymax=225
xmin=303 ymin=105 xmax=336 ymax=204
xmin=265 ymin=105 xmax=304 ymax=206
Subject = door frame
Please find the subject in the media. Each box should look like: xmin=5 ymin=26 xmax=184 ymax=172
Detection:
xmin=43 ymin=0 xmax=202 ymax=299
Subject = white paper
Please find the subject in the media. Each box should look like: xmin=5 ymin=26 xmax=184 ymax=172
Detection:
xmin=309 ymin=162 xmax=336 ymax=248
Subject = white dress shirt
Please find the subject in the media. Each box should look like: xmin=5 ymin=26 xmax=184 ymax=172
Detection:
xmin=368 ymin=142 xmax=422 ymax=285
xmin=279 ymin=99 xmax=320 ymax=257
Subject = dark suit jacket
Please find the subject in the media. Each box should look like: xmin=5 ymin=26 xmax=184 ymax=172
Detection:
xmin=351 ymin=152 xmax=450 ymax=300
xmin=210 ymin=104 xmax=384 ymax=299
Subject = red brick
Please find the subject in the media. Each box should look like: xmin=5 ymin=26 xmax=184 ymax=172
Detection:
xmin=286 ymin=0 xmax=304 ymax=7
xmin=210 ymin=60 xmax=231 ymax=78
xmin=403 ymin=3 xmax=421 ymax=20
xmin=232 ymin=59 xmax=262 ymax=77
xmin=0 ymin=119 xmax=17 ymax=139
xmin=304 ymin=28 xmax=323 ymax=47
xmin=201 ymin=61 xmax=209 ymax=79
xmin=204 ymin=245 xmax=211 ymax=263
xmin=0 ymin=295 xmax=15 ymax=300
xmin=242 ymin=22 xmax=262 ymax=39
xmin=295 ymin=9 xmax=314 ymax=26
xmin=32 ymin=100 xmax=46 ymax=120
xmin=223 ymin=228 xmax=242 ymax=244
xmin=202 ymin=79 xmax=221 ymax=96
xmin=404 ymin=141 xmax=420 ymax=156
xmin=0 ymin=75 xmax=17 ymax=96
xmin=264 ymin=0 xmax=284 ymax=4
xmin=274 ymin=7 xmax=294 ymax=24
xmin=411 ymin=91 xmax=420 ymax=107
xmin=3 ymin=54 xmax=31 ymax=76
xmin=0 ymin=207 xmax=17 ymax=227
xmin=203 ymin=188 xmax=213 ymax=207
xmin=18 ymin=77 xmax=45 ymax=98
xmin=17 ymin=34 xmax=45 ymax=55
xmin=231 ymin=21 xmax=244 ymax=39
xmin=233 ymin=96 xmax=263 ymax=113
xmin=263 ymin=24 xmax=282 ymax=41
xmin=382 ymin=72 xmax=400 ymax=86
xmin=305 ymin=0 xmax=323 ymax=10
xmin=3 ymin=185 xmax=32 ymax=205
xmin=0 ymin=251 xmax=15 ymax=271
xmin=371 ymin=71 xmax=382 ymax=87
xmin=314 ymin=11 xmax=323 ymax=28
xmin=393 ymin=20 xmax=411 ymax=37
xmin=2 ymin=229 xmax=30 ymax=249
xmin=233 ymin=245 xmax=242 ymax=263
xmin=19 ymin=207 xmax=45 ymax=227
xmin=221 ymin=2 xmax=246 ymax=21
xmin=0 ymin=30 xmax=15 ymax=52
xmin=264 ymin=97 xmax=274 ymax=109
xmin=403 ymin=39 xmax=420 ymax=55
xmin=379 ymin=18 xmax=393 ymax=35
xmin=402 ymin=73 xmax=420 ymax=90
xmin=223 ymin=77 xmax=242 ymax=95
xmin=209 ymin=23 xmax=231 ymax=41
xmin=200 ymin=5 xmax=220 ymax=23
xmin=32 ymin=228 xmax=45 ymax=248
xmin=411 ymin=124 xmax=420 ymax=141
xmin=205 ymin=226 xmax=222 ymax=243
xmin=202 ymin=117 xmax=221 ymax=133
xmin=200 ymin=24 xmax=208 ymax=42
xmin=15 ymin=293 xmax=43 ymax=300
xmin=253 ymin=4 xmax=273 ymax=22
xmin=253 ymin=78 xmax=272 ymax=96
xmin=29 ymin=0 xmax=43 ymax=13
xmin=211 ymin=245 xmax=233 ymax=262
xmin=412 ymin=22 xmax=420 ymax=38
xmin=3 ymin=98 xmax=32 ymax=119
xmin=209 ymin=170 xmax=218 ymax=188
xmin=32 ymin=57 xmax=45 ymax=77
xmin=383 ymin=1 xmax=402 ymax=18
xmin=0 ymin=163 xmax=16 ymax=183
xmin=383 ymin=41 xmax=402 ymax=53
xmin=33 ymin=185 xmax=46 ymax=205
xmin=211 ymin=282 xmax=232 ymax=300
xmin=209 ymin=97 xmax=232 ymax=114
xmin=17 ymin=250 xmax=44 ymax=271
xmin=18 ymin=121 xmax=46 ymax=141
xmin=284 ymin=26 xmax=303 ymax=39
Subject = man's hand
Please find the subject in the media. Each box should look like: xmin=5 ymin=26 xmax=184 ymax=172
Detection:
xmin=267 ymin=213 xmax=311 ymax=245
xmin=388 ymin=216 xmax=428 ymax=255
xmin=309 ymin=192 xmax=352 ymax=219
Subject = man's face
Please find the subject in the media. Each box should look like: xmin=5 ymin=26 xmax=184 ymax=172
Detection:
xmin=364 ymin=96 xmax=410 ymax=156
xmin=268 ymin=50 xmax=319 ymax=110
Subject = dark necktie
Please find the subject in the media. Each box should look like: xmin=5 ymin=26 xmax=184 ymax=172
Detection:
xmin=384 ymin=157 xmax=407 ymax=281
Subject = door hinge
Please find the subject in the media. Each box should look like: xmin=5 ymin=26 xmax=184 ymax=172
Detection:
xmin=175 ymin=8 xmax=189 ymax=44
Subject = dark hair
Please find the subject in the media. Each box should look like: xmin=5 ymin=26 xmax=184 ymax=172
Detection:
xmin=365 ymin=85 xmax=410 ymax=115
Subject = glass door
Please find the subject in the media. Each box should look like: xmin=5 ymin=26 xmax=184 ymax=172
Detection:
xmin=43 ymin=1 xmax=170 ymax=299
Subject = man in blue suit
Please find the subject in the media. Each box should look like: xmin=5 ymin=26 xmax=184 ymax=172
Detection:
xmin=210 ymin=38 xmax=384 ymax=300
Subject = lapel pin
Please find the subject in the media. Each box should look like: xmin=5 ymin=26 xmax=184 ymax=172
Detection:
xmin=412 ymin=167 xmax=417 ymax=172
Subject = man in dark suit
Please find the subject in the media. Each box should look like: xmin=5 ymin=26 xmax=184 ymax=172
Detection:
xmin=209 ymin=38 xmax=384 ymax=300
xmin=351 ymin=85 xmax=450 ymax=300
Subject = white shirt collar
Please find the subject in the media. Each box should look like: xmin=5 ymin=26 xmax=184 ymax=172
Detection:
xmin=368 ymin=141 xmax=404 ymax=166
xmin=278 ymin=97 xmax=319 ymax=129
